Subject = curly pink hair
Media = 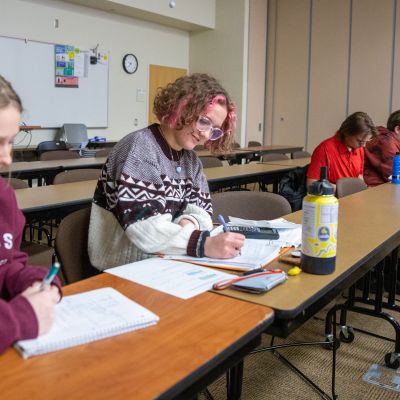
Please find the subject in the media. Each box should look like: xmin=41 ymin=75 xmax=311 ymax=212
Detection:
xmin=153 ymin=73 xmax=236 ymax=154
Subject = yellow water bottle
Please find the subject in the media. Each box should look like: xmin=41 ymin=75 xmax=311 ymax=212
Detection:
xmin=301 ymin=166 xmax=338 ymax=274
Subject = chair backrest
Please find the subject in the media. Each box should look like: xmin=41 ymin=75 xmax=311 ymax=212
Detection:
xmin=336 ymin=177 xmax=368 ymax=198
xmin=211 ymin=191 xmax=291 ymax=223
xmin=232 ymin=142 xmax=241 ymax=149
xmin=53 ymin=168 xmax=101 ymax=184
xmin=194 ymin=144 xmax=205 ymax=151
xmin=95 ymin=148 xmax=112 ymax=157
xmin=8 ymin=178 xmax=29 ymax=189
xmin=292 ymin=150 xmax=311 ymax=159
xmin=199 ymin=156 xmax=223 ymax=168
xmin=40 ymin=150 xmax=80 ymax=161
xmin=248 ymin=141 xmax=262 ymax=147
xmin=37 ymin=140 xmax=67 ymax=155
xmin=55 ymin=207 xmax=99 ymax=284
xmin=261 ymin=153 xmax=289 ymax=162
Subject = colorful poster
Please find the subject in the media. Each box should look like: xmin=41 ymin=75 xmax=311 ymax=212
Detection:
xmin=55 ymin=76 xmax=79 ymax=88
xmin=54 ymin=44 xmax=80 ymax=87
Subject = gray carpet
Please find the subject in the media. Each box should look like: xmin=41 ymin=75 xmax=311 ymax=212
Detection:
xmin=201 ymin=297 xmax=400 ymax=400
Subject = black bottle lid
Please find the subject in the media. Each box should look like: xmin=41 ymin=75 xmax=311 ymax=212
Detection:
xmin=308 ymin=166 xmax=335 ymax=195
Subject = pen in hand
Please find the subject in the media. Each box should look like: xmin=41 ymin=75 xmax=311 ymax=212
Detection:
xmin=218 ymin=214 xmax=229 ymax=233
xmin=40 ymin=262 xmax=61 ymax=291
xmin=218 ymin=214 xmax=243 ymax=256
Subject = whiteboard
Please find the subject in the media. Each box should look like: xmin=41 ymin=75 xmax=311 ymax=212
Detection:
xmin=0 ymin=36 xmax=108 ymax=128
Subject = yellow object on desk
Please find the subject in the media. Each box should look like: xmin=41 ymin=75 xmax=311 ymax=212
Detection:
xmin=288 ymin=266 xmax=302 ymax=276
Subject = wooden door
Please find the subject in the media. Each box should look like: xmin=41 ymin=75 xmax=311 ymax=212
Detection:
xmin=148 ymin=65 xmax=187 ymax=124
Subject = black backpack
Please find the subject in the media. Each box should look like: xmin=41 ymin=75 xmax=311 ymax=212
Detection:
xmin=278 ymin=165 xmax=309 ymax=212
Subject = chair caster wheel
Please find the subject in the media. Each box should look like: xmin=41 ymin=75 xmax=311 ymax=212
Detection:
xmin=323 ymin=336 xmax=340 ymax=351
xmin=339 ymin=326 xmax=355 ymax=343
xmin=385 ymin=352 xmax=400 ymax=369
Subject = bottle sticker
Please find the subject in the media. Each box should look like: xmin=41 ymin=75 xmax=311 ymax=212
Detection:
xmin=302 ymin=201 xmax=337 ymax=258
xmin=302 ymin=202 xmax=316 ymax=237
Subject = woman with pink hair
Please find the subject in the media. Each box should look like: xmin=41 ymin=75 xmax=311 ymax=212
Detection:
xmin=88 ymin=73 xmax=244 ymax=270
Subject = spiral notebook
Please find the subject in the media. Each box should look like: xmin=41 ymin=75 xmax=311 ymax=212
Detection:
xmin=14 ymin=287 xmax=159 ymax=359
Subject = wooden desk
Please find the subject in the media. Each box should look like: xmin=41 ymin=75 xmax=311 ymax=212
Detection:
xmin=196 ymin=145 xmax=303 ymax=164
xmin=19 ymin=125 xmax=41 ymax=131
xmin=195 ymin=148 xmax=254 ymax=163
xmin=15 ymin=180 xmax=97 ymax=223
xmin=204 ymin=163 xmax=294 ymax=191
xmin=243 ymin=145 xmax=304 ymax=159
xmin=215 ymin=183 xmax=400 ymax=336
xmin=260 ymin=157 xmax=311 ymax=168
xmin=1 ymin=157 xmax=106 ymax=185
xmin=0 ymin=273 xmax=273 ymax=400
xmin=15 ymin=163 xmax=299 ymax=223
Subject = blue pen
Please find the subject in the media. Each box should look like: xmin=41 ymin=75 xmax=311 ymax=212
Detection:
xmin=218 ymin=214 xmax=229 ymax=233
xmin=40 ymin=262 xmax=60 ymax=290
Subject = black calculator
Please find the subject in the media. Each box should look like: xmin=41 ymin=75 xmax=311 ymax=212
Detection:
xmin=227 ymin=226 xmax=280 ymax=240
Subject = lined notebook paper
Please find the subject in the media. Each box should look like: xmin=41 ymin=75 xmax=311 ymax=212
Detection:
xmin=15 ymin=287 xmax=159 ymax=359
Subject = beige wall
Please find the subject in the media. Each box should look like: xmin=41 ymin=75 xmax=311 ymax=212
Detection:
xmin=0 ymin=0 xmax=189 ymax=145
xmin=246 ymin=0 xmax=268 ymax=146
xmin=189 ymin=0 xmax=248 ymax=144
xmin=265 ymin=0 xmax=400 ymax=152
xmin=307 ymin=0 xmax=349 ymax=151
xmin=266 ymin=0 xmax=311 ymax=148
xmin=62 ymin=0 xmax=216 ymax=30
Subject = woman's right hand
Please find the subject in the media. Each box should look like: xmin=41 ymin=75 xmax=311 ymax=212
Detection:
xmin=204 ymin=232 xmax=245 ymax=259
xmin=21 ymin=282 xmax=59 ymax=335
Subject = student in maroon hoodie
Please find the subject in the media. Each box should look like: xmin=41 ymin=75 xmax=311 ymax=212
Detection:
xmin=0 ymin=75 xmax=61 ymax=354
xmin=364 ymin=110 xmax=400 ymax=186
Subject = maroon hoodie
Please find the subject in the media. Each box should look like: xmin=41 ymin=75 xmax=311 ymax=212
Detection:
xmin=0 ymin=176 xmax=61 ymax=354
xmin=364 ymin=126 xmax=400 ymax=186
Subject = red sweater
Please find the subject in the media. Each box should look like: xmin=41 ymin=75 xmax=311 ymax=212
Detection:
xmin=364 ymin=126 xmax=400 ymax=186
xmin=0 ymin=177 xmax=61 ymax=354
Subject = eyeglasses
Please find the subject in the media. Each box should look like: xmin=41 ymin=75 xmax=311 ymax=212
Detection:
xmin=196 ymin=116 xmax=224 ymax=141
xmin=356 ymin=138 xmax=372 ymax=145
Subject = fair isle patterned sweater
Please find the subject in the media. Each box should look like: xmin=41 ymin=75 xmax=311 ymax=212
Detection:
xmin=88 ymin=124 xmax=213 ymax=270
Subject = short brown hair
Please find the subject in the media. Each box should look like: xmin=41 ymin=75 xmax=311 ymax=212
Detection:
xmin=387 ymin=110 xmax=400 ymax=131
xmin=153 ymin=73 xmax=236 ymax=154
xmin=0 ymin=75 xmax=22 ymax=113
xmin=338 ymin=111 xmax=377 ymax=140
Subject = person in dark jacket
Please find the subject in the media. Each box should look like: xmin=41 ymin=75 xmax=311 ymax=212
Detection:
xmin=0 ymin=75 xmax=61 ymax=354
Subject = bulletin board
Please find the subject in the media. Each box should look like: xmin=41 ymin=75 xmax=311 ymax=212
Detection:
xmin=0 ymin=36 xmax=109 ymax=128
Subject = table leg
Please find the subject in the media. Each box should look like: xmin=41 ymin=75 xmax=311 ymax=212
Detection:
xmin=226 ymin=360 xmax=244 ymax=400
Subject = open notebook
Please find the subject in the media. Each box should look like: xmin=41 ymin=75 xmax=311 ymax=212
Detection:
xmin=14 ymin=287 xmax=159 ymax=359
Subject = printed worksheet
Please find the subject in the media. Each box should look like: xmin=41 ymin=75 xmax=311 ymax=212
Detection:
xmin=106 ymin=258 xmax=235 ymax=299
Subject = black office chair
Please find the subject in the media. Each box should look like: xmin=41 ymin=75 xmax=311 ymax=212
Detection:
xmin=36 ymin=140 xmax=67 ymax=156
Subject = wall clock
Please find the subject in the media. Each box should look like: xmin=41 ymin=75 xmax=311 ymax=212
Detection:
xmin=122 ymin=53 xmax=138 ymax=74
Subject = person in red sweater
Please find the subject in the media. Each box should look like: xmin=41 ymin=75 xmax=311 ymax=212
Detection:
xmin=307 ymin=112 xmax=377 ymax=191
xmin=0 ymin=75 xmax=61 ymax=354
xmin=364 ymin=110 xmax=400 ymax=186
